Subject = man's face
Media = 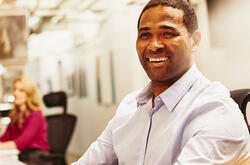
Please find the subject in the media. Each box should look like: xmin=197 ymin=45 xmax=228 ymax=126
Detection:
xmin=136 ymin=5 xmax=199 ymax=85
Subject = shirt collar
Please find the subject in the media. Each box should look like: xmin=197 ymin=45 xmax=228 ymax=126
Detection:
xmin=136 ymin=63 xmax=201 ymax=111
xmin=160 ymin=63 xmax=200 ymax=112
xmin=136 ymin=82 xmax=153 ymax=107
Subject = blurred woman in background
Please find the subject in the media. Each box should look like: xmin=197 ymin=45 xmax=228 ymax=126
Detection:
xmin=0 ymin=76 xmax=50 ymax=165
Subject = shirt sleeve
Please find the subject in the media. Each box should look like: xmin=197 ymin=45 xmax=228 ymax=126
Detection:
xmin=71 ymin=119 xmax=118 ymax=165
xmin=174 ymin=135 xmax=250 ymax=165
xmin=14 ymin=111 xmax=43 ymax=151
xmin=174 ymin=100 xmax=250 ymax=165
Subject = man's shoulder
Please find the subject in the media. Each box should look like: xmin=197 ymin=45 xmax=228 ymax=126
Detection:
xmin=184 ymin=81 xmax=249 ymax=137
xmin=191 ymin=81 xmax=246 ymax=128
xmin=192 ymin=79 xmax=231 ymax=103
xmin=187 ymin=80 xmax=238 ymax=114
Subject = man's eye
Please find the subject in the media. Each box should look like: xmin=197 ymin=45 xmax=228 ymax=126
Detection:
xmin=139 ymin=33 xmax=151 ymax=39
xmin=163 ymin=32 xmax=177 ymax=38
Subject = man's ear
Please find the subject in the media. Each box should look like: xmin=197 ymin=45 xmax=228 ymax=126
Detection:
xmin=191 ymin=30 xmax=201 ymax=52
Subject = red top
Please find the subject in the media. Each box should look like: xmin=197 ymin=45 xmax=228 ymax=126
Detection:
xmin=0 ymin=111 xmax=50 ymax=151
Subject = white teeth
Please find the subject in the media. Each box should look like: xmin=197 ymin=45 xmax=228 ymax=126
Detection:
xmin=148 ymin=57 xmax=168 ymax=62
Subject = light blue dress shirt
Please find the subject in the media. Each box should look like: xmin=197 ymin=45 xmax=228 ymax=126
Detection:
xmin=72 ymin=64 xmax=250 ymax=165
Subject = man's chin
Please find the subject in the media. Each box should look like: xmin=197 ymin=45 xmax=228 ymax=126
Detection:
xmin=148 ymin=75 xmax=169 ymax=82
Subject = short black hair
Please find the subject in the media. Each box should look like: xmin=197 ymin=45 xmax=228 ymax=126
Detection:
xmin=137 ymin=0 xmax=198 ymax=34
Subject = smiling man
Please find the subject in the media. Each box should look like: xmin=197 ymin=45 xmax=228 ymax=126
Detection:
xmin=72 ymin=0 xmax=250 ymax=164
xmin=136 ymin=3 xmax=201 ymax=100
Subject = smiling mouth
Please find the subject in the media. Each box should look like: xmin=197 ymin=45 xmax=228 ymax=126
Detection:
xmin=147 ymin=57 xmax=169 ymax=62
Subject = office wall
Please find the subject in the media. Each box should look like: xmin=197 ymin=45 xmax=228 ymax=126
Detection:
xmin=197 ymin=0 xmax=250 ymax=89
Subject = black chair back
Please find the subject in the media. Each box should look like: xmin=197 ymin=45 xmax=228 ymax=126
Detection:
xmin=46 ymin=114 xmax=76 ymax=154
xmin=43 ymin=91 xmax=77 ymax=165
xmin=230 ymin=89 xmax=250 ymax=133
xmin=43 ymin=91 xmax=67 ymax=114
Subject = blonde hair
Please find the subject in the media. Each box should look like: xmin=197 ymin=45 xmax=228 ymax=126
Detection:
xmin=9 ymin=76 xmax=40 ymax=128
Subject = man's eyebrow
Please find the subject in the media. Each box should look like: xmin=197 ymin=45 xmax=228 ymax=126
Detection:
xmin=138 ymin=25 xmax=176 ymax=32
xmin=138 ymin=27 xmax=150 ymax=32
xmin=159 ymin=25 xmax=175 ymax=30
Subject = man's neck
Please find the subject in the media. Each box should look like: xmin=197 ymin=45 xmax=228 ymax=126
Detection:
xmin=151 ymin=66 xmax=193 ymax=100
xmin=151 ymin=82 xmax=168 ymax=108
xmin=151 ymin=81 xmax=171 ymax=100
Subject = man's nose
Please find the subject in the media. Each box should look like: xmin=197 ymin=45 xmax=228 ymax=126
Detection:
xmin=148 ymin=38 xmax=164 ymax=53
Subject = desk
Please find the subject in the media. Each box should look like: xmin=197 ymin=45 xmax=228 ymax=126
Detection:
xmin=0 ymin=149 xmax=26 ymax=165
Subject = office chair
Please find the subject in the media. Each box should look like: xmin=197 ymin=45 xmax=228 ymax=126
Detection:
xmin=230 ymin=89 xmax=250 ymax=133
xmin=42 ymin=91 xmax=77 ymax=165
